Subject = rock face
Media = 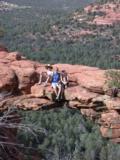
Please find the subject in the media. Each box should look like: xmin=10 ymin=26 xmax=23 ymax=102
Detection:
xmin=64 ymin=86 xmax=98 ymax=103
xmin=10 ymin=60 xmax=39 ymax=93
xmin=0 ymin=49 xmax=120 ymax=144
xmin=84 ymin=2 xmax=120 ymax=26
xmin=0 ymin=63 xmax=18 ymax=93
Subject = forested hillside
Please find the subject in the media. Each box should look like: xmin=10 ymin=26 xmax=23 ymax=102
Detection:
xmin=0 ymin=0 xmax=120 ymax=69
xmin=97 ymin=0 xmax=120 ymax=3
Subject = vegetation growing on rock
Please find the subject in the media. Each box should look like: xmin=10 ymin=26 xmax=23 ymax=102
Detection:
xmin=106 ymin=70 xmax=120 ymax=88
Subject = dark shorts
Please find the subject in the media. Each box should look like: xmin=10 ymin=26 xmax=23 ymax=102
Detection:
xmin=61 ymin=82 xmax=69 ymax=89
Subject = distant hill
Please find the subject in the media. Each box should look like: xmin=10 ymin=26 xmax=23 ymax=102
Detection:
xmin=3 ymin=0 xmax=95 ymax=10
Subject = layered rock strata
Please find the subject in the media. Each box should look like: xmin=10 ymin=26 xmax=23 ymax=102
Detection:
xmin=0 ymin=47 xmax=120 ymax=143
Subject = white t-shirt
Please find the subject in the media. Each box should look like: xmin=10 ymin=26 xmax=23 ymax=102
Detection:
xmin=47 ymin=70 xmax=53 ymax=76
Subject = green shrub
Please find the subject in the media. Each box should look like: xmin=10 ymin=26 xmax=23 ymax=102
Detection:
xmin=105 ymin=70 xmax=120 ymax=88
xmin=0 ymin=27 xmax=5 ymax=37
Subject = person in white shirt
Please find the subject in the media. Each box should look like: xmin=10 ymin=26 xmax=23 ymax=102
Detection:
xmin=38 ymin=64 xmax=53 ymax=85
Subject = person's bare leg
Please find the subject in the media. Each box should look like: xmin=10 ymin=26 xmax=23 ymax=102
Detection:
xmin=56 ymin=84 xmax=62 ymax=100
xmin=38 ymin=73 xmax=42 ymax=84
xmin=61 ymin=85 xmax=64 ymax=99
xmin=53 ymin=87 xmax=58 ymax=97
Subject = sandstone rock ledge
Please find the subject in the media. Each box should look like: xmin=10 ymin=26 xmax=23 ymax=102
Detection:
xmin=0 ymin=47 xmax=120 ymax=143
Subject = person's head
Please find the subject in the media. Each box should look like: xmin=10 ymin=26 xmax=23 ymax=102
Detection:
xmin=45 ymin=64 xmax=53 ymax=71
xmin=54 ymin=67 xmax=59 ymax=73
xmin=61 ymin=70 xmax=66 ymax=73
xmin=61 ymin=70 xmax=67 ymax=75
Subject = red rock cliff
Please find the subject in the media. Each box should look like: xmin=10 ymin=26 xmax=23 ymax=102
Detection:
xmin=0 ymin=46 xmax=120 ymax=144
xmin=84 ymin=2 xmax=120 ymax=26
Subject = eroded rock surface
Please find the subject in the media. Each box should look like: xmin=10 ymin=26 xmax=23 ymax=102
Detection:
xmin=0 ymin=48 xmax=120 ymax=143
xmin=84 ymin=2 xmax=120 ymax=26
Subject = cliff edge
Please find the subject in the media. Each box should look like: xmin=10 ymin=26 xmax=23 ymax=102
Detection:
xmin=0 ymin=46 xmax=120 ymax=143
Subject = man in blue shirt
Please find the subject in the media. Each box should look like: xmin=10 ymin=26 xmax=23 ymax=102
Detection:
xmin=51 ymin=67 xmax=62 ymax=100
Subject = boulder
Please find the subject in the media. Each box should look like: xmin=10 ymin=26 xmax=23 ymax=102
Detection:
xmin=100 ymin=110 xmax=119 ymax=125
xmin=0 ymin=58 xmax=10 ymax=65
xmin=53 ymin=64 xmax=99 ymax=74
xmin=10 ymin=60 xmax=41 ymax=93
xmin=12 ymin=68 xmax=38 ymax=94
xmin=31 ymin=84 xmax=54 ymax=100
xmin=100 ymin=110 xmax=120 ymax=141
xmin=0 ymin=64 xmax=18 ymax=92
xmin=0 ymin=51 xmax=8 ymax=59
xmin=68 ymin=101 xmax=82 ymax=108
xmin=36 ymin=65 xmax=47 ymax=73
xmin=65 ymin=86 xmax=98 ymax=103
xmin=31 ymin=84 xmax=45 ymax=97
xmin=81 ymin=108 xmax=97 ymax=119
xmin=110 ymin=123 xmax=120 ymax=129
xmin=100 ymin=127 xmax=112 ymax=138
xmin=76 ymin=70 xmax=106 ymax=93
xmin=100 ymin=126 xmax=120 ymax=139
xmin=11 ymin=60 xmax=38 ymax=69
xmin=92 ymin=95 xmax=110 ymax=103
xmin=68 ymin=101 xmax=98 ymax=109
xmin=14 ymin=97 xmax=55 ymax=110
xmin=0 ymin=95 xmax=55 ymax=111
xmin=111 ymin=138 xmax=120 ymax=143
xmin=5 ymin=51 xmax=22 ymax=61
xmin=104 ymin=98 xmax=120 ymax=110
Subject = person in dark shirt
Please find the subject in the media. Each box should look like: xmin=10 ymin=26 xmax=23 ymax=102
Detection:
xmin=60 ymin=70 xmax=69 ymax=89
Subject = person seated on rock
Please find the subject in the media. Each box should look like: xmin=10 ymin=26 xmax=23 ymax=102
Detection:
xmin=60 ymin=70 xmax=69 ymax=89
xmin=60 ymin=70 xmax=69 ymax=99
xmin=51 ymin=67 xmax=62 ymax=101
xmin=38 ymin=64 xmax=53 ymax=85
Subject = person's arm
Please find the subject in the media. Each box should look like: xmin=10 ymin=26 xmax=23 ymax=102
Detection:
xmin=60 ymin=74 xmax=64 ymax=83
xmin=38 ymin=73 xmax=42 ymax=84
xmin=44 ymin=75 xmax=50 ymax=86
xmin=61 ymin=73 xmax=69 ymax=84
xmin=66 ymin=74 xmax=69 ymax=82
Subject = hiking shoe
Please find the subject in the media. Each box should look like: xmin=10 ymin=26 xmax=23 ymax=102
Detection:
xmin=55 ymin=96 xmax=60 ymax=101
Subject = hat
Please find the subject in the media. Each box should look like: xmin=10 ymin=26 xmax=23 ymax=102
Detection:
xmin=45 ymin=64 xmax=53 ymax=69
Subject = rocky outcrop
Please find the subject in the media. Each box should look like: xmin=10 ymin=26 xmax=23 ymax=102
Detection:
xmin=0 ymin=47 xmax=120 ymax=143
xmin=0 ymin=63 xmax=18 ymax=93
xmin=84 ymin=2 xmax=120 ymax=26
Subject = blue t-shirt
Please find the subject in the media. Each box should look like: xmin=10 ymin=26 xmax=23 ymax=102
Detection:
xmin=52 ymin=72 xmax=60 ymax=83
